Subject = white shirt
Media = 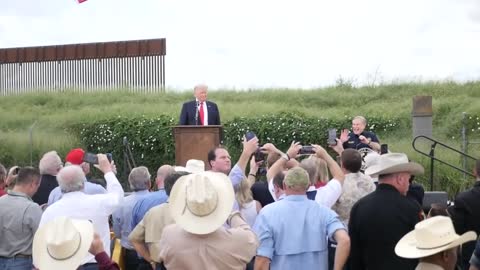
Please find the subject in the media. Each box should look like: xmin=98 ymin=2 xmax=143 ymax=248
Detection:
xmin=313 ymin=178 xmax=343 ymax=208
xmin=196 ymin=99 xmax=209 ymax=126
xmin=39 ymin=172 xmax=124 ymax=264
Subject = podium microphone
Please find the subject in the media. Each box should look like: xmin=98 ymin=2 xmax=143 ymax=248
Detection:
xmin=195 ymin=101 xmax=199 ymax=125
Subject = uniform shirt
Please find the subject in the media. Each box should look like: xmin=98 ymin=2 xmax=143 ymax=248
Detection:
xmin=343 ymin=131 xmax=379 ymax=150
xmin=112 ymin=190 xmax=150 ymax=249
xmin=40 ymin=172 xmax=124 ymax=264
xmin=47 ymin=179 xmax=106 ymax=205
xmin=349 ymin=184 xmax=422 ymax=270
xmin=332 ymin=172 xmax=375 ymax=226
xmin=254 ymin=195 xmax=345 ymax=270
xmin=159 ymin=216 xmax=258 ymax=270
xmin=128 ymin=202 xmax=175 ymax=263
xmin=0 ymin=190 xmax=43 ymax=257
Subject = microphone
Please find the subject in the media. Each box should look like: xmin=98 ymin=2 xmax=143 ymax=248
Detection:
xmin=195 ymin=100 xmax=199 ymax=125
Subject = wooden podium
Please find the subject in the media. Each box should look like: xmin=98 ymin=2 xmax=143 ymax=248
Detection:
xmin=173 ymin=125 xmax=222 ymax=169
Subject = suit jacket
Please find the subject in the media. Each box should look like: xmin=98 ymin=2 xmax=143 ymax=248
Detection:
xmin=179 ymin=100 xmax=220 ymax=126
xmin=349 ymin=184 xmax=422 ymax=270
xmin=449 ymin=180 xmax=480 ymax=269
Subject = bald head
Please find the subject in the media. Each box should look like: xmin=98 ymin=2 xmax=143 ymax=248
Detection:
xmin=156 ymin=165 xmax=174 ymax=189
xmin=57 ymin=165 xmax=85 ymax=193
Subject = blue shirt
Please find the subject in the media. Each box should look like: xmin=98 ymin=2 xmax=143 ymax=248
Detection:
xmin=228 ymin=164 xmax=244 ymax=188
xmin=130 ymin=189 xmax=168 ymax=230
xmin=112 ymin=190 xmax=150 ymax=249
xmin=253 ymin=195 xmax=345 ymax=270
xmin=47 ymin=180 xmax=107 ymax=205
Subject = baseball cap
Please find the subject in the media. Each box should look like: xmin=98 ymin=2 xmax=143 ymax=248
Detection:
xmin=65 ymin=148 xmax=85 ymax=165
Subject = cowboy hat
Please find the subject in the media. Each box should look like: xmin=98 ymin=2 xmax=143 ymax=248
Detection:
xmin=169 ymin=171 xmax=234 ymax=235
xmin=33 ymin=216 xmax=94 ymax=270
xmin=364 ymin=153 xmax=424 ymax=177
xmin=174 ymin=159 xmax=205 ymax=173
xmin=395 ymin=216 xmax=477 ymax=259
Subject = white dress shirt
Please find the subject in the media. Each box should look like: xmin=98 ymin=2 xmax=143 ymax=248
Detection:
xmin=39 ymin=172 xmax=124 ymax=264
xmin=196 ymin=98 xmax=209 ymax=126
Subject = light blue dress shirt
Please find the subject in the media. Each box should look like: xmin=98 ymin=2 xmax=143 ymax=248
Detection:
xmin=253 ymin=195 xmax=345 ymax=270
xmin=112 ymin=190 xmax=150 ymax=249
xmin=47 ymin=180 xmax=106 ymax=205
xmin=130 ymin=189 xmax=168 ymax=230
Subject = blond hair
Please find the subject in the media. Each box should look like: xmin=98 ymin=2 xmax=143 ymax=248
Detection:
xmin=234 ymin=178 xmax=254 ymax=209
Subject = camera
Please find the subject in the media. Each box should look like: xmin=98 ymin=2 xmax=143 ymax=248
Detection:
xmin=83 ymin=152 xmax=113 ymax=164
xmin=299 ymin=145 xmax=316 ymax=155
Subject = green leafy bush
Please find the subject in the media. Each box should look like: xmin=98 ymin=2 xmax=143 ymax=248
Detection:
xmin=76 ymin=112 xmax=405 ymax=186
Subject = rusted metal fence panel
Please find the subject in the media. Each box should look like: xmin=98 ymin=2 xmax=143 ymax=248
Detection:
xmin=0 ymin=38 xmax=166 ymax=95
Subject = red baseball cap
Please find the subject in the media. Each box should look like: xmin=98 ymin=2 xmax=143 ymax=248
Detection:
xmin=65 ymin=148 xmax=85 ymax=165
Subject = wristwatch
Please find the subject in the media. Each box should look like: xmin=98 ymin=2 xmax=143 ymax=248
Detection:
xmin=280 ymin=152 xmax=290 ymax=161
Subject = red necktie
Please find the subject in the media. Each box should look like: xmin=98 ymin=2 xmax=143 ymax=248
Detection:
xmin=199 ymin=102 xmax=205 ymax=125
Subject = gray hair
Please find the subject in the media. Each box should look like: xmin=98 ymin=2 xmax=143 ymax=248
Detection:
xmin=57 ymin=165 xmax=85 ymax=193
xmin=39 ymin=151 xmax=63 ymax=175
xmin=129 ymin=166 xmax=151 ymax=191
xmin=353 ymin=116 xmax=367 ymax=125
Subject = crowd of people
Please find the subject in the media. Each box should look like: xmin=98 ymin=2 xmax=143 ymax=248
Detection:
xmin=0 ymin=114 xmax=480 ymax=270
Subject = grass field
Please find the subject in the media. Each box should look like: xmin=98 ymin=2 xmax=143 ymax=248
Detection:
xmin=1 ymin=81 xmax=479 ymax=194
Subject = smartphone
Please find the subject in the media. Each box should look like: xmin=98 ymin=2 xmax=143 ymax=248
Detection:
xmin=246 ymin=131 xmax=256 ymax=141
xmin=106 ymin=153 xmax=113 ymax=163
xmin=380 ymin=144 xmax=388 ymax=154
xmin=83 ymin=152 xmax=99 ymax=164
xmin=327 ymin=128 xmax=337 ymax=145
xmin=299 ymin=145 xmax=315 ymax=155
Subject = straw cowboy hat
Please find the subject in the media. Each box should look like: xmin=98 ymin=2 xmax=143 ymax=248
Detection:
xmin=174 ymin=159 xmax=205 ymax=173
xmin=364 ymin=153 xmax=424 ymax=177
xmin=169 ymin=171 xmax=234 ymax=235
xmin=33 ymin=216 xmax=94 ymax=270
xmin=395 ymin=216 xmax=477 ymax=259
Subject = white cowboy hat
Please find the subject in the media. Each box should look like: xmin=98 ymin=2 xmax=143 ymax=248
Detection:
xmin=364 ymin=153 xmax=424 ymax=177
xmin=395 ymin=216 xmax=477 ymax=259
xmin=169 ymin=171 xmax=234 ymax=235
xmin=33 ymin=216 xmax=94 ymax=270
xmin=174 ymin=159 xmax=205 ymax=173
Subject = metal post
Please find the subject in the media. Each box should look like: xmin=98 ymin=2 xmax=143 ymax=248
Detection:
xmin=29 ymin=121 xmax=37 ymax=166
xmin=429 ymin=142 xmax=437 ymax=191
xmin=461 ymin=112 xmax=467 ymax=181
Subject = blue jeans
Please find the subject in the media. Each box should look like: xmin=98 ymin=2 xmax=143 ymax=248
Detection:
xmin=0 ymin=257 xmax=33 ymax=270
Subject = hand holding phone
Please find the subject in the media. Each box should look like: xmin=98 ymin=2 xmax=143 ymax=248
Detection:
xmin=328 ymin=128 xmax=337 ymax=146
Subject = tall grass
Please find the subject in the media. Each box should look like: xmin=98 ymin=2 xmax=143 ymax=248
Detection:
xmin=0 ymin=81 xmax=479 ymax=195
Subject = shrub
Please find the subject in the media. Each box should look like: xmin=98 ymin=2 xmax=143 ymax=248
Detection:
xmin=76 ymin=112 xmax=405 ymax=187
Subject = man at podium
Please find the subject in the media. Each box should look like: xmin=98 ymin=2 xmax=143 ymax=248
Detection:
xmin=179 ymin=84 xmax=221 ymax=126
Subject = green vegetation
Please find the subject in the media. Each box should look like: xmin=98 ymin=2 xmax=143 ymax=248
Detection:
xmin=1 ymin=81 xmax=479 ymax=196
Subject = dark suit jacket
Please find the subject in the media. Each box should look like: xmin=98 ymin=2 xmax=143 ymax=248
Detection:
xmin=349 ymin=184 xmax=422 ymax=270
xmin=179 ymin=100 xmax=220 ymax=126
xmin=32 ymin=174 xmax=58 ymax=205
xmin=449 ymin=181 xmax=480 ymax=269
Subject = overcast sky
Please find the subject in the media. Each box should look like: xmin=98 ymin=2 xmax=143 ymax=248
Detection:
xmin=1 ymin=0 xmax=480 ymax=89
